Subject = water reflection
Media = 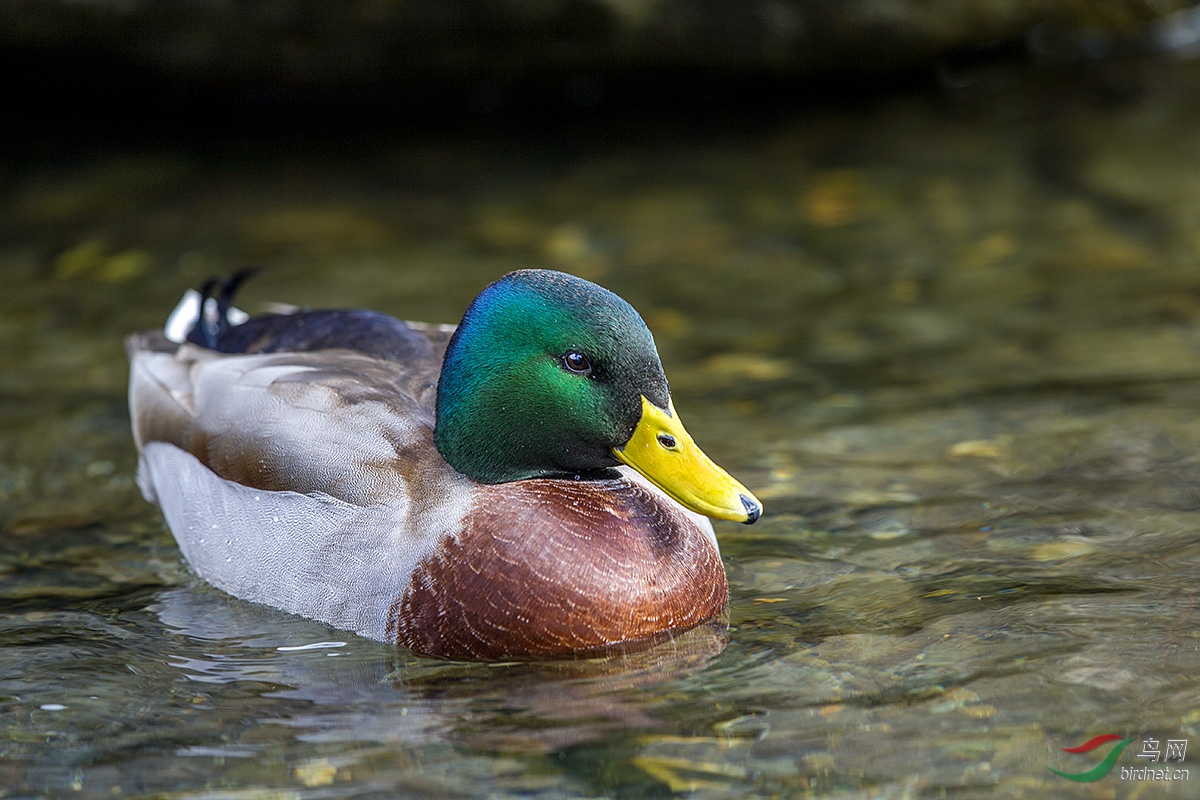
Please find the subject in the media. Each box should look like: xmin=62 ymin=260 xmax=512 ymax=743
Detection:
xmin=155 ymin=586 xmax=728 ymax=755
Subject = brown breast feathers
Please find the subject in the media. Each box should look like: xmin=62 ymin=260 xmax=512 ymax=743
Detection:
xmin=389 ymin=476 xmax=728 ymax=660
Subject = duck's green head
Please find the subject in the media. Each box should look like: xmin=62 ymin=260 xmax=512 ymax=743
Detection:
xmin=435 ymin=269 xmax=761 ymax=524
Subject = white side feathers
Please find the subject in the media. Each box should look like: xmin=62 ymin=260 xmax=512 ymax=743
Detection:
xmin=163 ymin=289 xmax=200 ymax=343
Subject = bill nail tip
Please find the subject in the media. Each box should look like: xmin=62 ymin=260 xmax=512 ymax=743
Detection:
xmin=739 ymin=494 xmax=762 ymax=524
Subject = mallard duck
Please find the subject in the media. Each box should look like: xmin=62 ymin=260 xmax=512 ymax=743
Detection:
xmin=128 ymin=269 xmax=761 ymax=660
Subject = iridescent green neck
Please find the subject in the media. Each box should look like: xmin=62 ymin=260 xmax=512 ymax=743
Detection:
xmin=434 ymin=270 xmax=668 ymax=484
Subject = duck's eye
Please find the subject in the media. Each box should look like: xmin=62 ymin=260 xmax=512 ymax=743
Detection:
xmin=562 ymin=351 xmax=592 ymax=375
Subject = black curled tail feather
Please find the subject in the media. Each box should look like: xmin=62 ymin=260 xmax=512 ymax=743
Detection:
xmin=186 ymin=268 xmax=261 ymax=349
xmin=185 ymin=276 xmax=220 ymax=348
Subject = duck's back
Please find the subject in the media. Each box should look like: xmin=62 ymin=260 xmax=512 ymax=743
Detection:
xmin=192 ymin=307 xmax=445 ymax=365
xmin=128 ymin=308 xmax=454 ymax=497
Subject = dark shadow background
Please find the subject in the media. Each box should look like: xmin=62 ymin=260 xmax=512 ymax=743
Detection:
xmin=5 ymin=0 xmax=1197 ymax=152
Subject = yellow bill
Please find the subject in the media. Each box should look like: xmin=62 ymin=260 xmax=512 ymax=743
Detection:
xmin=613 ymin=395 xmax=762 ymax=524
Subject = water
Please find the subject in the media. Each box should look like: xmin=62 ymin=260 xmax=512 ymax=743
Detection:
xmin=3 ymin=60 xmax=1200 ymax=798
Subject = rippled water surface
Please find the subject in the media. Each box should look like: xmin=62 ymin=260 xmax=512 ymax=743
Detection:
xmin=4 ymin=61 xmax=1200 ymax=798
